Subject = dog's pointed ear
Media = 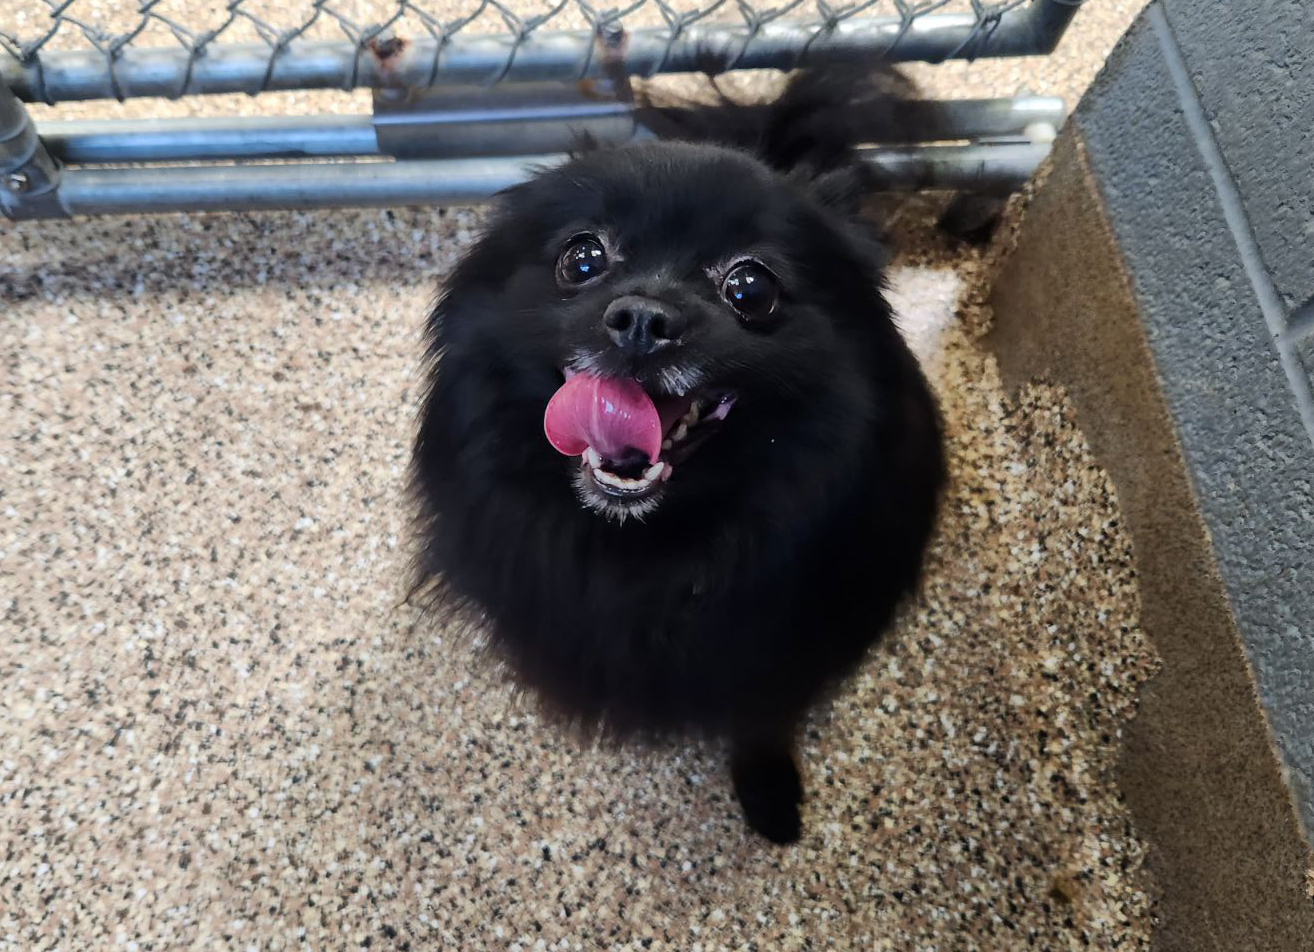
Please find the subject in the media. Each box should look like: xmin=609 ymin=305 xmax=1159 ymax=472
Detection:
xmin=803 ymin=165 xmax=871 ymax=217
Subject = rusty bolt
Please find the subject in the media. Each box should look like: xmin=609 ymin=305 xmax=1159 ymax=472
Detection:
xmin=599 ymin=24 xmax=626 ymax=50
xmin=370 ymin=36 xmax=406 ymax=60
xmin=3 ymin=170 xmax=30 ymax=194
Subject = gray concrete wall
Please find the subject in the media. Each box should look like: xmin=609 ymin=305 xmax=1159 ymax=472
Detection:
xmin=989 ymin=130 xmax=1314 ymax=952
xmin=984 ymin=3 xmax=1314 ymax=943
xmin=1161 ymin=0 xmax=1314 ymax=319
xmin=1071 ymin=0 xmax=1314 ymax=835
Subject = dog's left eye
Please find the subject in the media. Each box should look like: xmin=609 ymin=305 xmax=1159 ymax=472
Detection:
xmin=722 ymin=261 xmax=779 ymax=321
xmin=557 ymin=235 xmax=609 ymax=286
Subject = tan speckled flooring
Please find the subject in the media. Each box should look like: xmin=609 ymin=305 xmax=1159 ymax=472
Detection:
xmin=2 ymin=2 xmax=1156 ymax=949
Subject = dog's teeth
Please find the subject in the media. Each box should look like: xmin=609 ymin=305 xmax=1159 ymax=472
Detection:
xmin=584 ymin=447 xmax=603 ymax=470
xmin=644 ymin=461 xmax=664 ymax=481
xmin=671 ymin=423 xmax=689 ymax=444
xmin=682 ymin=403 xmax=700 ymax=427
xmin=707 ymin=395 xmax=736 ymax=422
xmin=595 ymin=468 xmax=656 ymax=491
xmin=661 ymin=439 xmax=672 ymax=451
xmin=659 ymin=463 xmax=673 ymax=481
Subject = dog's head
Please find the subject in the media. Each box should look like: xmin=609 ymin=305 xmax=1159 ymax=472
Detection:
xmin=425 ymin=140 xmax=899 ymax=523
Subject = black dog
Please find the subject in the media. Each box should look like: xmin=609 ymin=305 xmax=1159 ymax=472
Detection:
xmin=411 ymin=71 xmax=945 ymax=843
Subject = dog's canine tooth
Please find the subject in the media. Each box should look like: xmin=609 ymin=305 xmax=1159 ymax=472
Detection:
xmin=585 ymin=447 xmax=603 ymax=470
xmin=671 ymin=423 xmax=689 ymax=444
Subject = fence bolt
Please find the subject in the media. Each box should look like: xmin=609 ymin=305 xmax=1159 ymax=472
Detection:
xmin=4 ymin=171 xmax=31 ymax=193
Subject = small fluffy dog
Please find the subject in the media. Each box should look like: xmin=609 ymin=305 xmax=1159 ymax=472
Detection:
xmin=411 ymin=71 xmax=945 ymax=843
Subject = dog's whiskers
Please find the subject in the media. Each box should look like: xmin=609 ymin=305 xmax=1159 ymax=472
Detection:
xmin=566 ymin=352 xmax=705 ymax=398
xmin=565 ymin=351 xmax=606 ymax=377
xmin=658 ymin=365 xmax=706 ymax=397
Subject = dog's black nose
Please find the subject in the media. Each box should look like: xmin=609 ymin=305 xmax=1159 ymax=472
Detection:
xmin=603 ymin=296 xmax=686 ymax=358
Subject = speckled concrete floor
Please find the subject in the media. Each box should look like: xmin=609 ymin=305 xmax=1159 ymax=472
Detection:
xmin=2 ymin=2 xmax=1156 ymax=950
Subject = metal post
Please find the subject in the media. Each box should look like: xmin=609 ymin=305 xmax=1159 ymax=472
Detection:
xmin=0 ymin=81 xmax=66 ymax=218
xmin=1016 ymin=0 xmax=1085 ymax=55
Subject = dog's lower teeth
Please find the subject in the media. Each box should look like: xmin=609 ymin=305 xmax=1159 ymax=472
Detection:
xmin=584 ymin=458 xmax=671 ymax=493
xmin=593 ymin=467 xmax=652 ymax=490
xmin=575 ymin=391 xmax=724 ymax=501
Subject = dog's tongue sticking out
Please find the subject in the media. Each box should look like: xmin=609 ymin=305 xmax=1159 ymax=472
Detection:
xmin=544 ymin=374 xmax=663 ymax=463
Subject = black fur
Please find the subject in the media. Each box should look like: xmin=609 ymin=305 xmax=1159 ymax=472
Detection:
xmin=411 ymin=71 xmax=945 ymax=843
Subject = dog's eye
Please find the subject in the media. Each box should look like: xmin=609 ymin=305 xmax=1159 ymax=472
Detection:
xmin=722 ymin=261 xmax=779 ymax=321
xmin=557 ymin=235 xmax=608 ymax=286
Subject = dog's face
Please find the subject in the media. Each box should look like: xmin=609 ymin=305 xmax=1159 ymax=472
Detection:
xmin=432 ymin=141 xmax=892 ymax=523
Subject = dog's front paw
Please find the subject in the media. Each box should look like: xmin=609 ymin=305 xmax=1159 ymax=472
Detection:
xmin=731 ymin=744 xmax=803 ymax=844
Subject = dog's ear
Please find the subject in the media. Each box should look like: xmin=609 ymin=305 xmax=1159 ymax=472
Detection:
xmin=801 ymin=166 xmax=870 ymax=217
xmin=566 ymin=128 xmax=620 ymax=159
xmin=635 ymin=66 xmax=924 ymax=178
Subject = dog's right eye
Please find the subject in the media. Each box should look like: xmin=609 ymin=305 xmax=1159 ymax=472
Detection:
xmin=557 ymin=235 xmax=608 ymax=286
xmin=722 ymin=260 xmax=779 ymax=322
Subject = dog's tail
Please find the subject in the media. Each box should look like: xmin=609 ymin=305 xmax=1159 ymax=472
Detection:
xmin=635 ymin=67 xmax=938 ymax=202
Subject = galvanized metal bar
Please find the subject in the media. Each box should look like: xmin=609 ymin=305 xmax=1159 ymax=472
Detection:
xmin=372 ymin=85 xmax=635 ymax=124
xmin=36 ymin=95 xmax=1063 ymax=165
xmin=27 ymin=157 xmax=549 ymax=218
xmin=2 ymin=2 xmax=1075 ymax=105
xmin=860 ymin=140 xmax=1048 ymax=194
xmin=373 ymin=81 xmax=638 ymax=159
xmin=42 ymin=115 xmax=381 ymax=164
xmin=3 ymin=141 xmax=1044 ymax=219
xmin=905 ymin=96 xmax=1064 ymax=142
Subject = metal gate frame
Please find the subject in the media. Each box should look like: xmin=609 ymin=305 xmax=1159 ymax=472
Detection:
xmin=1 ymin=0 xmax=1081 ymax=220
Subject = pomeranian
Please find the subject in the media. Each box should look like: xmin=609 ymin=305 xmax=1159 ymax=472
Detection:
xmin=411 ymin=70 xmax=945 ymax=843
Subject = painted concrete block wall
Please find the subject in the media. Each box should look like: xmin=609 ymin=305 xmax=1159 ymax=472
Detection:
xmin=1070 ymin=1 xmax=1314 ymax=833
xmin=1160 ymin=0 xmax=1314 ymax=317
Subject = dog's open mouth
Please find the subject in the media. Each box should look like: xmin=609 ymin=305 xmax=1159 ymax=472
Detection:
xmin=544 ymin=373 xmax=736 ymax=505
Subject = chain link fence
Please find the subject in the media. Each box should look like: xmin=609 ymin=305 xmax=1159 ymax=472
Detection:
xmin=1 ymin=0 xmax=1081 ymax=218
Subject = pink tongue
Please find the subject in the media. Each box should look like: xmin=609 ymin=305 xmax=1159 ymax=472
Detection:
xmin=544 ymin=374 xmax=662 ymax=463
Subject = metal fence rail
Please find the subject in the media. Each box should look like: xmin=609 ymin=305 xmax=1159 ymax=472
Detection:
xmin=1 ymin=0 xmax=1081 ymax=219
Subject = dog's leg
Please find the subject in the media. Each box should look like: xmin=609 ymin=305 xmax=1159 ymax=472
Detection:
xmin=730 ymin=729 xmax=803 ymax=844
xmin=936 ymin=193 xmax=1007 ymax=245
